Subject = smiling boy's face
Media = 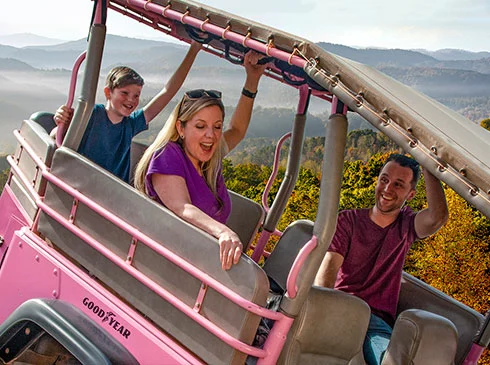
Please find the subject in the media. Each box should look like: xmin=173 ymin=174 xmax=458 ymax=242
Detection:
xmin=104 ymin=84 xmax=143 ymax=121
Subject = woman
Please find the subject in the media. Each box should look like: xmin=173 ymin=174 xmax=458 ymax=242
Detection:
xmin=135 ymin=51 xmax=267 ymax=270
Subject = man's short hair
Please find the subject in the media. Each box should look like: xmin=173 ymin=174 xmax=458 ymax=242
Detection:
xmin=383 ymin=154 xmax=421 ymax=188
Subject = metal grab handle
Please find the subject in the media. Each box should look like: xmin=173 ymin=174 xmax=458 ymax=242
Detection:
xmin=286 ymin=236 xmax=318 ymax=298
xmin=56 ymin=51 xmax=87 ymax=147
xmin=261 ymin=132 xmax=291 ymax=212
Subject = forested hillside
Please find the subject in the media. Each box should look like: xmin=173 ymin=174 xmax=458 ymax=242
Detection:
xmin=1 ymin=35 xmax=490 ymax=154
xmin=227 ymin=129 xmax=402 ymax=171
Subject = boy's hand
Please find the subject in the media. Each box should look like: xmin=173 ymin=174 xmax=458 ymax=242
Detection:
xmin=54 ymin=105 xmax=74 ymax=126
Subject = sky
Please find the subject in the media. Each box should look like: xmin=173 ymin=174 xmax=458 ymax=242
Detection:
xmin=0 ymin=0 xmax=489 ymax=52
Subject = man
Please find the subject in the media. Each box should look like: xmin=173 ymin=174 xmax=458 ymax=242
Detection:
xmin=314 ymin=154 xmax=448 ymax=365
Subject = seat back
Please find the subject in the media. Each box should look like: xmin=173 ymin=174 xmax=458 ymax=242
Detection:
xmin=37 ymin=147 xmax=270 ymax=365
xmin=264 ymin=220 xmax=369 ymax=364
xmin=278 ymin=286 xmax=370 ymax=365
xmin=129 ymin=138 xmax=147 ymax=184
xmin=9 ymin=119 xmax=56 ymax=220
xmin=383 ymin=309 xmax=458 ymax=365
xmin=29 ymin=111 xmax=56 ymax=134
xmin=263 ymin=220 xmax=315 ymax=293
xmin=398 ymin=272 xmax=484 ymax=364
xmin=227 ymin=191 xmax=264 ymax=251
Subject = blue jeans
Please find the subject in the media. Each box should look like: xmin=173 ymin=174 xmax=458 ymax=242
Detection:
xmin=363 ymin=313 xmax=393 ymax=365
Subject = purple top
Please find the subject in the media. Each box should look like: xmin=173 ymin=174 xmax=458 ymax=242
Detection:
xmin=328 ymin=207 xmax=418 ymax=325
xmin=145 ymin=141 xmax=231 ymax=224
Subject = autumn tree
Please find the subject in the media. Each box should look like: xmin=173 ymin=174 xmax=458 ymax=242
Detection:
xmin=481 ymin=118 xmax=490 ymax=131
xmin=405 ymin=188 xmax=490 ymax=313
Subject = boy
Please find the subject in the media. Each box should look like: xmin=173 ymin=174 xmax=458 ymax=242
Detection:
xmin=54 ymin=41 xmax=201 ymax=183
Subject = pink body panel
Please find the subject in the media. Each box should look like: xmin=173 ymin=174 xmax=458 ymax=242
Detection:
xmin=6 ymin=129 xmax=290 ymax=362
xmin=0 ymin=227 xmax=203 ymax=365
xmin=463 ymin=343 xmax=486 ymax=365
xmin=0 ymin=185 xmax=30 ymax=259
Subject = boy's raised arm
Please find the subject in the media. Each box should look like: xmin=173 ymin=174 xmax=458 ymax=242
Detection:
xmin=143 ymin=41 xmax=202 ymax=123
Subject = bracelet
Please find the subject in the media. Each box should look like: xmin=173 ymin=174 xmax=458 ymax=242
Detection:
xmin=242 ymin=88 xmax=257 ymax=99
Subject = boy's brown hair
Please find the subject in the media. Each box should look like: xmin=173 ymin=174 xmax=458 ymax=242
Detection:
xmin=105 ymin=66 xmax=144 ymax=90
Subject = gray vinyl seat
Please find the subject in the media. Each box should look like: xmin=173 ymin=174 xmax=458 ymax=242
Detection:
xmin=263 ymin=220 xmax=371 ymax=364
xmin=227 ymin=190 xmax=264 ymax=251
xmin=37 ymin=147 xmax=270 ymax=365
xmin=263 ymin=220 xmax=468 ymax=365
xmin=9 ymin=118 xmax=56 ymax=221
xmin=29 ymin=111 xmax=56 ymax=134
xmin=390 ymin=272 xmax=485 ymax=364
xmin=382 ymin=309 xmax=458 ymax=365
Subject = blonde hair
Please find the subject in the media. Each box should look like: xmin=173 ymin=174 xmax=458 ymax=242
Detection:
xmin=134 ymin=95 xmax=226 ymax=198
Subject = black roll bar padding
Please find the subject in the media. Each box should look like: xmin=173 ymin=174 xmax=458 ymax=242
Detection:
xmin=257 ymin=56 xmax=274 ymax=65
xmin=274 ymin=59 xmax=326 ymax=91
xmin=90 ymin=0 xmax=108 ymax=28
xmin=223 ymin=42 xmax=247 ymax=64
xmin=335 ymin=99 xmax=346 ymax=114
xmin=184 ymin=24 xmax=215 ymax=44
xmin=0 ymin=299 xmax=138 ymax=365
xmin=281 ymin=70 xmax=307 ymax=86
xmin=29 ymin=111 xmax=56 ymax=134
xmin=299 ymin=87 xmax=312 ymax=116
xmin=475 ymin=310 xmax=490 ymax=347
xmin=182 ymin=20 xmax=323 ymax=90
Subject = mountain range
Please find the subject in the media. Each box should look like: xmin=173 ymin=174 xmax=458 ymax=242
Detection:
xmin=0 ymin=33 xmax=489 ymax=153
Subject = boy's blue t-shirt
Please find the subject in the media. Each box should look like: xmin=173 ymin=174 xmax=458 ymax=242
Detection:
xmin=78 ymin=104 xmax=148 ymax=182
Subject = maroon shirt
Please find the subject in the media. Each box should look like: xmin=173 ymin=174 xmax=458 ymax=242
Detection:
xmin=328 ymin=207 xmax=418 ymax=325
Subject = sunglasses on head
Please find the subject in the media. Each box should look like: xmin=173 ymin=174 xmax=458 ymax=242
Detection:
xmin=184 ymin=89 xmax=222 ymax=100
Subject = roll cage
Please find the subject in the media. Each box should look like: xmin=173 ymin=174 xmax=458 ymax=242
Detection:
xmin=0 ymin=0 xmax=489 ymax=364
